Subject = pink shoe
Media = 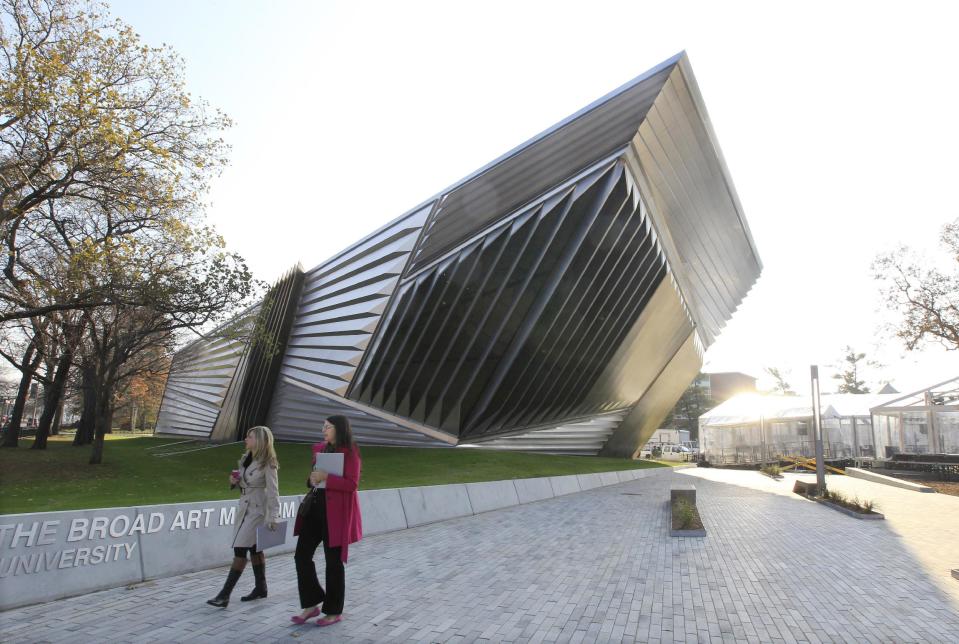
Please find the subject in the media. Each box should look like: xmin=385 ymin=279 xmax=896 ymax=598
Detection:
xmin=291 ymin=607 xmax=321 ymax=624
xmin=315 ymin=614 xmax=342 ymax=627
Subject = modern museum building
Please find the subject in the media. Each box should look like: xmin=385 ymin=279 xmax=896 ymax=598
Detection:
xmin=155 ymin=52 xmax=762 ymax=458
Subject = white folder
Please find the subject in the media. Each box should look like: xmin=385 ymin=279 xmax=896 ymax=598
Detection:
xmin=312 ymin=452 xmax=344 ymax=489
xmin=256 ymin=521 xmax=288 ymax=550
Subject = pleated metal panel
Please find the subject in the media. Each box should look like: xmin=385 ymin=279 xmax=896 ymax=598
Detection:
xmin=626 ymin=60 xmax=760 ymax=347
xmin=278 ymin=203 xmax=433 ymax=396
xmin=467 ymin=411 xmax=629 ymax=455
xmin=600 ymin=331 xmax=705 ymax=457
xmin=351 ymin=158 xmax=671 ymax=441
xmin=268 ymin=377 xmax=452 ymax=447
xmin=409 ymin=55 xmax=680 ymax=271
xmin=583 ymin=278 xmax=695 ymax=411
xmin=230 ymin=266 xmax=306 ymax=441
xmin=155 ymin=308 xmax=258 ymax=438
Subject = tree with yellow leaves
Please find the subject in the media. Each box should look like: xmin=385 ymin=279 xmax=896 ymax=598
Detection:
xmin=1 ymin=0 xmax=232 ymax=322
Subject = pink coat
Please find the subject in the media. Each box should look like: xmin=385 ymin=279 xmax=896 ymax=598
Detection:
xmin=313 ymin=442 xmax=362 ymax=562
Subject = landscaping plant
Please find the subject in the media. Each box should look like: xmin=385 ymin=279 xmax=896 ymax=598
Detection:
xmin=673 ymin=499 xmax=696 ymax=529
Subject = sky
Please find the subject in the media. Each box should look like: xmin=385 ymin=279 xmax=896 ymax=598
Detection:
xmin=108 ymin=0 xmax=958 ymax=396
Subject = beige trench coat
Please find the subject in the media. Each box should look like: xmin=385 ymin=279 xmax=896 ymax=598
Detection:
xmin=232 ymin=454 xmax=280 ymax=548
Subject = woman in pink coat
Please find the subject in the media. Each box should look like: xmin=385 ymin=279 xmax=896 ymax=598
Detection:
xmin=291 ymin=415 xmax=362 ymax=627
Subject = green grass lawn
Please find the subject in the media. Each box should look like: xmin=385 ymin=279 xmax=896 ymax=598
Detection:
xmin=0 ymin=434 xmax=666 ymax=514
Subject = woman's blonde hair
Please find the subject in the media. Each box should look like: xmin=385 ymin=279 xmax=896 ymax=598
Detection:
xmin=246 ymin=426 xmax=279 ymax=468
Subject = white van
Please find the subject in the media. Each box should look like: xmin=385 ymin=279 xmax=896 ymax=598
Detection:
xmin=638 ymin=443 xmax=691 ymax=461
xmin=660 ymin=444 xmax=692 ymax=461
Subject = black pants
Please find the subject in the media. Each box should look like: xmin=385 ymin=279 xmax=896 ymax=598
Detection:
xmin=294 ymin=499 xmax=344 ymax=614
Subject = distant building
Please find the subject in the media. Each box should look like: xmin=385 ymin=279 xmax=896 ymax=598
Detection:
xmin=704 ymin=372 xmax=757 ymax=403
xmin=661 ymin=371 xmax=757 ymax=441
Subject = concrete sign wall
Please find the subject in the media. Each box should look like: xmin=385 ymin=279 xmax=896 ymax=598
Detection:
xmin=0 ymin=495 xmax=301 ymax=611
xmin=1 ymin=466 xmax=677 ymax=610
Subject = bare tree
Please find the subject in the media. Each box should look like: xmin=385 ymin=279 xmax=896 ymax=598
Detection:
xmin=874 ymin=218 xmax=959 ymax=351
xmin=78 ymin=220 xmax=256 ymax=464
xmin=764 ymin=366 xmax=796 ymax=396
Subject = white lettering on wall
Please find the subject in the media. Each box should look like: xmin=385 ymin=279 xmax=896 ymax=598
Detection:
xmin=129 ymin=513 xmax=146 ymax=535
xmin=88 ymin=516 xmax=109 ymax=540
xmin=0 ymin=540 xmax=140 ymax=578
xmin=90 ymin=545 xmax=106 ymax=565
xmin=109 ymin=515 xmax=130 ymax=538
xmin=147 ymin=512 xmax=164 ymax=533
xmin=67 ymin=518 xmax=88 ymax=542
xmin=0 ymin=524 xmax=15 ymax=547
xmin=186 ymin=509 xmax=201 ymax=530
xmin=170 ymin=511 xmax=186 ymax=531
xmin=12 ymin=522 xmax=39 ymax=548
xmin=0 ymin=497 xmax=296 ymax=586
xmin=37 ymin=521 xmax=59 ymax=546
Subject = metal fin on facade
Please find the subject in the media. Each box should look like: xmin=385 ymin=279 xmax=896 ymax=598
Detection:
xmin=268 ymin=377 xmax=453 ymax=447
xmin=351 ymin=158 xmax=670 ymax=441
xmin=467 ymin=411 xmax=630 ymax=455
xmin=155 ymin=307 xmax=258 ymax=439
xmin=278 ymin=204 xmax=433 ymax=397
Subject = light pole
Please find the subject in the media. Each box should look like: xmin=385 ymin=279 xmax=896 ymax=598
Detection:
xmin=810 ymin=365 xmax=826 ymax=494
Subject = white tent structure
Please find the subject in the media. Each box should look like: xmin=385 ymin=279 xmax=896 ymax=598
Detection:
xmin=872 ymin=377 xmax=959 ymax=457
xmin=699 ymin=393 xmax=899 ymax=465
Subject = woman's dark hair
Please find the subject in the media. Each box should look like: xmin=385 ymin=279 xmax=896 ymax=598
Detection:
xmin=326 ymin=415 xmax=355 ymax=450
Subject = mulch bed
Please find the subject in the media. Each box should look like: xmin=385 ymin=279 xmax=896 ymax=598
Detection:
xmin=908 ymin=480 xmax=959 ymax=497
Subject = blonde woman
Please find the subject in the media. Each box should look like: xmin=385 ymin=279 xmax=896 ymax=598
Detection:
xmin=207 ymin=426 xmax=281 ymax=608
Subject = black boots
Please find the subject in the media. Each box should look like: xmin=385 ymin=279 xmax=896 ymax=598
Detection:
xmin=206 ymin=568 xmax=243 ymax=608
xmin=241 ymin=562 xmax=268 ymax=602
xmin=206 ymin=555 xmax=265 ymax=607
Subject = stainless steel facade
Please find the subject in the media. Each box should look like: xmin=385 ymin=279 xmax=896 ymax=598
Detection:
xmin=157 ymin=52 xmax=761 ymax=457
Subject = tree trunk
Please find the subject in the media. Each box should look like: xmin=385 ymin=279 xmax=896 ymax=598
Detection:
xmin=32 ymin=348 xmax=74 ymax=450
xmin=89 ymin=384 xmax=114 ymax=465
xmin=1 ymin=342 xmax=40 ymax=448
xmin=73 ymin=364 xmax=96 ymax=446
xmin=52 ymin=398 xmax=64 ymax=435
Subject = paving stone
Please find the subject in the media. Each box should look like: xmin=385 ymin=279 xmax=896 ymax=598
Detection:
xmin=2 ymin=469 xmax=958 ymax=642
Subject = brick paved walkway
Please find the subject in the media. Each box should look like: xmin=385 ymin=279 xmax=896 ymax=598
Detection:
xmin=2 ymin=469 xmax=958 ymax=643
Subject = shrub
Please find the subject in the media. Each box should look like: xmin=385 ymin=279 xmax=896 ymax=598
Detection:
xmin=822 ymin=488 xmax=879 ymax=514
xmin=674 ymin=499 xmax=695 ymax=529
xmin=761 ymin=463 xmax=782 ymax=477
xmin=823 ymin=488 xmax=848 ymax=505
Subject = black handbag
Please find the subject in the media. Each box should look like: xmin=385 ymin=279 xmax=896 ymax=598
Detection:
xmin=293 ymin=488 xmax=318 ymax=536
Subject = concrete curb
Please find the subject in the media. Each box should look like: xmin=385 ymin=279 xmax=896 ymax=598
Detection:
xmin=810 ymin=497 xmax=885 ymax=520
xmin=846 ymin=467 xmax=935 ymax=493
